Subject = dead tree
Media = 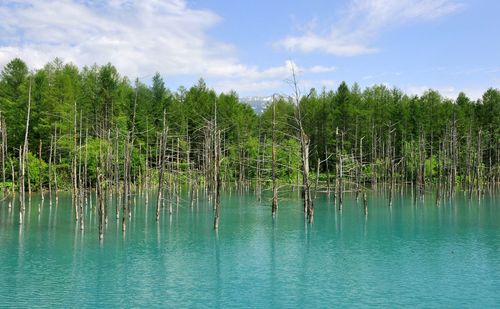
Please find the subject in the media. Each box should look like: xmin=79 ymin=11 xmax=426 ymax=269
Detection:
xmin=48 ymin=135 xmax=53 ymax=207
xmin=53 ymin=126 xmax=58 ymax=203
xmin=271 ymin=98 xmax=278 ymax=217
xmin=337 ymin=128 xmax=344 ymax=211
xmin=78 ymin=112 xmax=84 ymax=230
xmin=0 ymin=112 xmax=7 ymax=198
xmin=363 ymin=191 xmax=368 ymax=216
xmin=72 ymin=102 xmax=79 ymax=222
xmin=213 ymin=99 xmax=222 ymax=230
xmin=19 ymin=77 xmax=32 ymax=225
xmin=114 ymin=128 xmax=120 ymax=219
xmin=96 ymin=167 xmax=105 ymax=241
xmin=289 ymin=65 xmax=313 ymax=223
xmin=122 ymin=132 xmax=130 ymax=232
xmin=156 ymin=112 xmax=167 ymax=221
xmin=98 ymin=133 xmax=105 ymax=235
xmin=37 ymin=140 xmax=43 ymax=202
xmin=83 ymin=129 xmax=89 ymax=210
xmin=477 ymin=130 xmax=482 ymax=196
xmin=127 ymin=83 xmax=139 ymax=218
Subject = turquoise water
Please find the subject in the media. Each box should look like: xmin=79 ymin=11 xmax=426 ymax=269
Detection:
xmin=1 ymin=190 xmax=499 ymax=307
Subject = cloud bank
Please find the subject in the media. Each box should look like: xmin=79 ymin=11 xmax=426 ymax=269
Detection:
xmin=276 ymin=0 xmax=463 ymax=56
xmin=0 ymin=0 xmax=339 ymax=94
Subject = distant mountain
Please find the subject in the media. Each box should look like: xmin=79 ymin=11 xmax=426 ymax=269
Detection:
xmin=240 ymin=96 xmax=274 ymax=114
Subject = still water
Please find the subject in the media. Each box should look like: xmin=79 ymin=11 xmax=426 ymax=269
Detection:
xmin=1 ymin=190 xmax=499 ymax=307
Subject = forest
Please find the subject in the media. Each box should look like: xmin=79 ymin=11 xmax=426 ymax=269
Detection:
xmin=0 ymin=57 xmax=499 ymax=230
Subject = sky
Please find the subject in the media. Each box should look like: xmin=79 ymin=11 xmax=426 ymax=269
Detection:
xmin=0 ymin=0 xmax=499 ymax=99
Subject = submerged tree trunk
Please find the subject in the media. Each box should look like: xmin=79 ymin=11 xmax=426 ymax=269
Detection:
xmin=213 ymin=100 xmax=221 ymax=230
xmin=122 ymin=132 xmax=130 ymax=232
xmin=78 ymin=112 xmax=84 ymax=231
xmin=72 ymin=102 xmax=79 ymax=222
xmin=213 ymin=130 xmax=221 ymax=230
xmin=114 ymin=128 xmax=120 ymax=219
xmin=48 ymin=135 xmax=53 ymax=207
xmin=38 ymin=140 xmax=43 ymax=202
xmin=363 ymin=191 xmax=368 ymax=216
xmin=477 ymin=130 xmax=482 ymax=196
xmin=336 ymin=129 xmax=346 ymax=211
xmin=53 ymin=126 xmax=58 ymax=203
xmin=288 ymin=64 xmax=313 ymax=223
xmin=271 ymin=99 xmax=278 ymax=217
xmin=96 ymin=168 xmax=105 ymax=241
xmin=19 ymin=149 xmax=23 ymax=222
xmin=0 ymin=113 xmax=7 ymax=198
xmin=19 ymin=77 xmax=32 ymax=225
xmin=156 ymin=112 xmax=167 ymax=221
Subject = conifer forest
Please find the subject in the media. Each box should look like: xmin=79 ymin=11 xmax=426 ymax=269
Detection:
xmin=1 ymin=58 xmax=499 ymax=235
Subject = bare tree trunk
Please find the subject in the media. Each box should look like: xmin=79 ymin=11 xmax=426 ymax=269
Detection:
xmin=176 ymin=137 xmax=180 ymax=207
xmin=78 ymin=112 xmax=84 ymax=230
xmin=451 ymin=119 xmax=457 ymax=195
xmin=19 ymin=77 xmax=32 ymax=225
xmin=96 ymin=168 xmax=104 ymax=241
xmin=290 ymin=65 xmax=313 ymax=223
xmin=19 ymin=148 xmax=24 ymax=223
xmin=213 ymin=130 xmax=221 ymax=230
xmin=73 ymin=102 xmax=79 ymax=222
xmin=388 ymin=128 xmax=394 ymax=207
xmin=145 ymin=124 xmax=150 ymax=205
xmin=48 ymin=135 xmax=53 ymax=207
xmin=363 ymin=191 xmax=368 ymax=216
xmin=53 ymin=126 xmax=58 ymax=203
xmin=168 ymin=139 xmax=174 ymax=215
xmin=338 ymin=134 xmax=344 ymax=211
xmin=84 ymin=129 xmax=89 ymax=210
xmin=0 ymin=113 xmax=7 ymax=198
xmin=105 ymin=129 xmax=112 ymax=224
xmin=38 ymin=140 xmax=43 ymax=201
xmin=371 ymin=122 xmax=377 ymax=189
xmin=255 ymin=133 xmax=262 ymax=202
xmin=122 ymin=131 xmax=130 ymax=232
xmin=477 ymin=130 xmax=482 ymax=196
xmin=359 ymin=137 xmax=364 ymax=194
xmin=27 ymin=154 xmax=32 ymax=201
xmin=213 ymin=99 xmax=221 ymax=230
xmin=114 ymin=128 xmax=120 ymax=219
xmin=271 ymin=100 xmax=278 ymax=217
xmin=325 ymin=144 xmax=330 ymax=195
xmin=156 ymin=113 xmax=167 ymax=221
xmin=127 ymin=83 xmax=138 ymax=219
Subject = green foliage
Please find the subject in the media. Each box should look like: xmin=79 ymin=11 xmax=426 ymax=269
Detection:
xmin=1 ymin=58 xmax=499 ymax=190
xmin=26 ymin=152 xmax=47 ymax=189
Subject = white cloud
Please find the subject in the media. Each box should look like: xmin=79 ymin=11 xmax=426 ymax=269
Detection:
xmin=215 ymin=79 xmax=284 ymax=94
xmin=405 ymin=85 xmax=486 ymax=100
xmin=214 ymin=61 xmax=337 ymax=93
xmin=301 ymin=79 xmax=338 ymax=90
xmin=242 ymin=60 xmax=300 ymax=80
xmin=0 ymin=0 xmax=245 ymax=78
xmin=0 ymin=0 xmax=340 ymax=96
xmin=0 ymin=0 xmax=258 ymax=77
xmin=309 ymin=65 xmax=337 ymax=73
xmin=276 ymin=0 xmax=463 ymax=56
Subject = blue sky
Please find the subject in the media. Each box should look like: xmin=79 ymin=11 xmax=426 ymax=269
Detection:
xmin=0 ymin=0 xmax=499 ymax=99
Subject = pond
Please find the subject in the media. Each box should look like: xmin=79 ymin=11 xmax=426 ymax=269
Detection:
xmin=1 ymin=189 xmax=499 ymax=307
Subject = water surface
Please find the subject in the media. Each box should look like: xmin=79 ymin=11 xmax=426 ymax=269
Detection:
xmin=1 ymin=190 xmax=499 ymax=307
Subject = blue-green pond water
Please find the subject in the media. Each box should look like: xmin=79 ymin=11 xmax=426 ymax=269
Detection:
xmin=1 ymin=190 xmax=499 ymax=307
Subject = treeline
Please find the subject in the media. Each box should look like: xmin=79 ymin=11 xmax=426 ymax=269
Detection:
xmin=1 ymin=57 xmax=499 ymax=200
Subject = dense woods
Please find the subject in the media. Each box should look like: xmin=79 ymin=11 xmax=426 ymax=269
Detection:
xmin=1 ymin=58 xmax=499 ymax=230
